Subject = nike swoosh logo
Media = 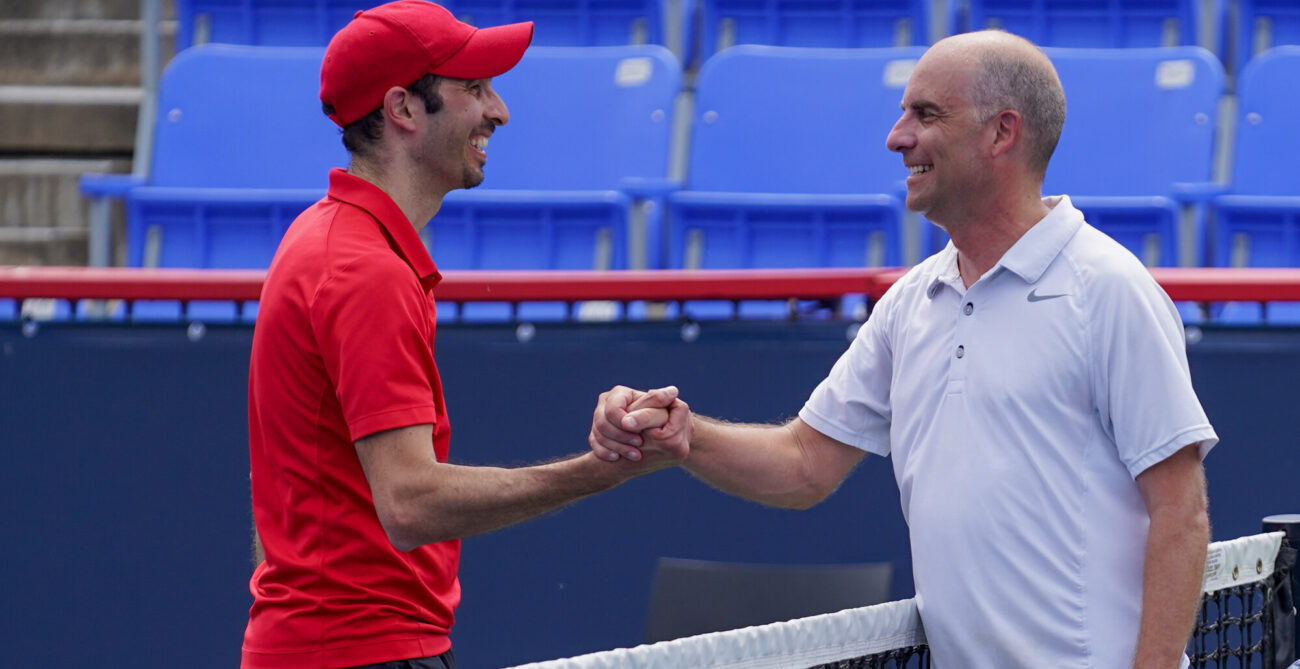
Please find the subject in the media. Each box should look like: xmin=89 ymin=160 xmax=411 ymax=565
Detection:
xmin=1027 ymin=289 xmax=1070 ymax=303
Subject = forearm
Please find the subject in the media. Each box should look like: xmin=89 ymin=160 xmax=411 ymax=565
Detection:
xmin=1131 ymin=500 xmax=1210 ymax=668
xmin=382 ymin=452 xmax=648 ymax=549
xmin=684 ymin=416 xmax=849 ymax=509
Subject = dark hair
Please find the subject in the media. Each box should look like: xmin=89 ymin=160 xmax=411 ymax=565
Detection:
xmin=321 ymin=74 xmax=445 ymax=157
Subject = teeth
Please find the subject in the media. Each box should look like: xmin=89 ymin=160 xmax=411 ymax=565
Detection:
xmin=471 ymin=137 xmax=488 ymax=150
xmin=908 ymin=165 xmax=932 ymax=175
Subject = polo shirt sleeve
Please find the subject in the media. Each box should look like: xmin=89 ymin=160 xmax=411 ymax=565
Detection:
xmin=312 ymin=254 xmax=439 ymax=442
xmin=1088 ymin=268 xmax=1218 ymax=479
xmin=799 ymin=288 xmax=896 ymax=456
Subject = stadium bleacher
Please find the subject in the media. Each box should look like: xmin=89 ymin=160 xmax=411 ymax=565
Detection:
xmin=64 ymin=0 xmax=1300 ymax=324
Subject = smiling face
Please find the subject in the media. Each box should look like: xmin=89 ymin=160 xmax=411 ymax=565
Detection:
xmin=417 ymin=77 xmax=510 ymax=192
xmin=885 ymin=47 xmax=994 ymax=226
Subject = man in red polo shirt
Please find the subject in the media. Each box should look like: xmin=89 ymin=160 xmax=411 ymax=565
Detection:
xmin=242 ymin=3 xmax=690 ymax=667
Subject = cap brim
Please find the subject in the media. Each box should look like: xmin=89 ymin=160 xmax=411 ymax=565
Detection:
xmin=432 ymin=21 xmax=534 ymax=79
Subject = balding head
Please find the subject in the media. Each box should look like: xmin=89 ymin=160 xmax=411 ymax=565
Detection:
xmin=928 ymin=31 xmax=1066 ymax=176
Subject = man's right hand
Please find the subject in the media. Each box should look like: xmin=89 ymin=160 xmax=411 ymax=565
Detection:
xmin=590 ymin=385 xmax=692 ymax=464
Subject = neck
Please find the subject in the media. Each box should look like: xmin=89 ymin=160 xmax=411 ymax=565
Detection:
xmin=348 ymin=155 xmax=447 ymax=232
xmin=943 ymin=189 xmax=1051 ymax=288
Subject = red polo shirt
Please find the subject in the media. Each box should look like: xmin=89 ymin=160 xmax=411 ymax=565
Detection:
xmin=243 ymin=169 xmax=458 ymax=668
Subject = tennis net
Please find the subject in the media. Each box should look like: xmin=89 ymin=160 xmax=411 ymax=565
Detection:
xmin=508 ymin=532 xmax=1296 ymax=669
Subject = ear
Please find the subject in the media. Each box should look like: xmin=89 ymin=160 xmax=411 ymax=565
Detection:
xmin=382 ymin=86 xmax=421 ymax=133
xmin=988 ymin=109 xmax=1022 ymax=160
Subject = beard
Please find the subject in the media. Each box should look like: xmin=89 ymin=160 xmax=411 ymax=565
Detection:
xmin=462 ymin=164 xmax=484 ymax=189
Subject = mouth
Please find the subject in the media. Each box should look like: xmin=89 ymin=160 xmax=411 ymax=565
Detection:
xmin=470 ymin=135 xmax=488 ymax=160
xmin=907 ymin=164 xmax=933 ymax=176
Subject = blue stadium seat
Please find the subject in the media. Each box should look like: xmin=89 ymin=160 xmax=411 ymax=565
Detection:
xmin=177 ymin=0 xmax=670 ymax=50
xmin=78 ymin=44 xmax=339 ymax=321
xmin=1041 ymin=46 xmax=1223 ymax=269
xmin=965 ymin=0 xmax=1212 ymax=48
xmin=82 ymin=44 xmax=343 ymax=273
xmin=1211 ymin=45 xmax=1300 ymax=323
xmin=1234 ymin=0 xmax=1300 ymax=78
xmin=426 ymin=45 xmax=682 ymax=321
xmin=669 ymin=45 xmax=919 ymax=318
xmin=697 ymin=0 xmax=933 ymax=63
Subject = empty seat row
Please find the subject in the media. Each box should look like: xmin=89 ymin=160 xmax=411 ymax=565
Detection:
xmin=84 ymin=41 xmax=1300 ymax=275
xmin=174 ymin=0 xmax=1300 ymax=75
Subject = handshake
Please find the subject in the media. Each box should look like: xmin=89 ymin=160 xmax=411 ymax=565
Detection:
xmin=588 ymin=385 xmax=694 ymax=467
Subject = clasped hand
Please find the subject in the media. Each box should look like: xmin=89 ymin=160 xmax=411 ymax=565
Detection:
xmin=589 ymin=385 xmax=692 ymax=465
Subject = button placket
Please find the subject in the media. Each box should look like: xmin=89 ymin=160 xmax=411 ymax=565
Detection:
xmin=947 ymin=291 xmax=972 ymax=394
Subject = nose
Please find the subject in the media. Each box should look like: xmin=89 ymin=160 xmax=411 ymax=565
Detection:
xmin=886 ymin=114 xmax=912 ymax=154
xmin=485 ymin=83 xmax=509 ymax=126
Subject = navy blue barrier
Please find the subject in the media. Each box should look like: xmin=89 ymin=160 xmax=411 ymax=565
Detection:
xmin=1 ymin=319 xmax=1296 ymax=668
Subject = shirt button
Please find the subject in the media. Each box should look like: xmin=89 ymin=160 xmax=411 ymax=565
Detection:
xmin=964 ymin=302 xmax=974 ymax=315
xmin=956 ymin=345 xmax=965 ymax=358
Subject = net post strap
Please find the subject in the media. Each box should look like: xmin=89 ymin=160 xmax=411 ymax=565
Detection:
xmin=508 ymin=598 xmax=926 ymax=669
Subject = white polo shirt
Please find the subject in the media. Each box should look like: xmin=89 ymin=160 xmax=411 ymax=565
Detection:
xmin=800 ymin=196 xmax=1217 ymax=668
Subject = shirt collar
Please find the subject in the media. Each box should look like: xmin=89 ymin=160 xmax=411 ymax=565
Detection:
xmin=925 ymin=243 xmax=963 ymax=298
xmin=925 ymin=195 xmax=1084 ymax=298
xmin=326 ymin=168 xmax=442 ymax=289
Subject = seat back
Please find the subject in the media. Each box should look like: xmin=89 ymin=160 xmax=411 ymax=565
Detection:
xmin=1043 ymin=46 xmax=1221 ymax=198
xmin=644 ymin=558 xmax=893 ymax=643
xmin=1212 ymin=46 xmax=1300 ymax=278
xmin=484 ymin=45 xmax=680 ymax=190
xmin=126 ymin=44 xmax=345 ymax=269
xmin=150 ymin=44 xmax=346 ymax=189
xmin=967 ymin=0 xmax=1202 ymax=47
xmin=699 ymin=0 xmax=930 ymax=64
xmin=430 ymin=45 xmax=678 ymax=281
xmin=1230 ymin=45 xmax=1300 ymax=197
xmin=689 ymin=45 xmax=922 ymax=195
xmin=667 ymin=46 xmax=918 ymax=285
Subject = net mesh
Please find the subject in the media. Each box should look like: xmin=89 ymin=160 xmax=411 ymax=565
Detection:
xmin=509 ymin=532 xmax=1295 ymax=669
xmin=1190 ymin=531 xmax=1297 ymax=668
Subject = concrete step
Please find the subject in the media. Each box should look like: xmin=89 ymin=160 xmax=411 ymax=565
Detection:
xmin=0 ymin=157 xmax=130 ymax=265
xmin=0 ymin=85 xmax=140 ymax=153
xmin=0 ymin=0 xmax=174 ymax=20
xmin=0 ymin=19 xmax=177 ymax=86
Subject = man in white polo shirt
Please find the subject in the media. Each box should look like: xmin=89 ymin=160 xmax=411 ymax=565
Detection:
xmin=589 ymin=30 xmax=1216 ymax=668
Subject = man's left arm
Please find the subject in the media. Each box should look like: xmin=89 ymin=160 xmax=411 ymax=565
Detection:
xmin=1131 ymin=443 xmax=1210 ymax=669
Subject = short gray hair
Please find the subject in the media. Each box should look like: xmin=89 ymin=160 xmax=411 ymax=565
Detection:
xmin=969 ymin=48 xmax=1066 ymax=176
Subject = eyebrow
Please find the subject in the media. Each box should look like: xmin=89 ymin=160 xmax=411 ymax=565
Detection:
xmin=902 ymin=100 xmax=942 ymax=113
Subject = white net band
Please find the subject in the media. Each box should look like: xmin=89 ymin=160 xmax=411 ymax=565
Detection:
xmin=507 ymin=532 xmax=1288 ymax=669
xmin=509 ymin=597 xmax=924 ymax=669
xmin=1200 ymin=530 xmax=1284 ymax=593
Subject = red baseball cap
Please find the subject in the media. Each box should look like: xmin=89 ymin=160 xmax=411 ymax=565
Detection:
xmin=320 ymin=0 xmax=534 ymax=127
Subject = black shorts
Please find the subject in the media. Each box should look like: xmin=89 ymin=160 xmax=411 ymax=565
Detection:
xmin=347 ymin=650 xmax=455 ymax=669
